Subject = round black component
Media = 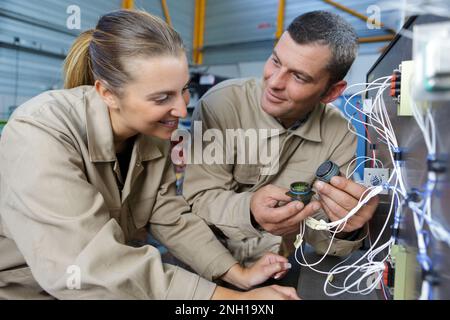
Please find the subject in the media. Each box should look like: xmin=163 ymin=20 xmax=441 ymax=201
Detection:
xmin=286 ymin=181 xmax=315 ymax=205
xmin=290 ymin=181 xmax=311 ymax=194
xmin=316 ymin=161 xmax=332 ymax=177
xmin=315 ymin=160 xmax=340 ymax=183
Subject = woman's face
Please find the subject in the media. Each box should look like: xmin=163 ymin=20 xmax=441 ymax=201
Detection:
xmin=110 ymin=54 xmax=190 ymax=141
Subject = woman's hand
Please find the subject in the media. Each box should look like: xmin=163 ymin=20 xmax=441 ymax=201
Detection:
xmin=212 ymin=285 xmax=300 ymax=300
xmin=220 ymin=252 xmax=292 ymax=290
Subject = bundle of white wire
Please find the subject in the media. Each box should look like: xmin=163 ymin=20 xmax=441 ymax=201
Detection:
xmin=407 ymin=81 xmax=450 ymax=299
xmin=295 ymin=75 xmax=406 ymax=297
xmin=409 ymin=94 xmax=450 ymax=246
xmin=340 ymin=75 xmax=442 ymax=299
xmin=295 ymin=70 xmax=450 ymax=298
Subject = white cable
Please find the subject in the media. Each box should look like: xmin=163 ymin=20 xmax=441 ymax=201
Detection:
xmin=295 ymin=75 xmax=410 ymax=296
xmin=322 ymin=186 xmax=402 ymax=296
xmin=294 ymin=71 xmax=448 ymax=298
xmin=346 ymin=156 xmax=384 ymax=179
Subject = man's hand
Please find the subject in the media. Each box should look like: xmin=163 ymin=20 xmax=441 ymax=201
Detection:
xmin=314 ymin=176 xmax=379 ymax=233
xmin=250 ymin=184 xmax=321 ymax=236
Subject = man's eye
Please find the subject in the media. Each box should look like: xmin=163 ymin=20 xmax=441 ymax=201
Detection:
xmin=293 ymin=74 xmax=306 ymax=82
xmin=272 ymin=57 xmax=280 ymax=65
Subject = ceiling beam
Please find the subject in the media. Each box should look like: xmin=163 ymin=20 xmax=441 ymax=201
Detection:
xmin=275 ymin=0 xmax=286 ymax=41
xmin=122 ymin=0 xmax=134 ymax=9
xmin=359 ymin=35 xmax=395 ymax=43
xmin=161 ymin=0 xmax=173 ymax=27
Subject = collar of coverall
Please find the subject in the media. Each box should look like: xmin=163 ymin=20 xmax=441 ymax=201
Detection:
xmin=84 ymin=86 xmax=163 ymax=163
xmin=256 ymin=97 xmax=324 ymax=143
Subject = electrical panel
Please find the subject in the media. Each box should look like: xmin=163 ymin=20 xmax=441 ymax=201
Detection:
xmin=366 ymin=15 xmax=450 ymax=300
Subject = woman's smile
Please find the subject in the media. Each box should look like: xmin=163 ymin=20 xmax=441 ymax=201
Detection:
xmin=158 ymin=119 xmax=178 ymax=129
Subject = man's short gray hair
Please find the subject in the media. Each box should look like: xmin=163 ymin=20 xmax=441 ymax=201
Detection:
xmin=287 ymin=10 xmax=358 ymax=84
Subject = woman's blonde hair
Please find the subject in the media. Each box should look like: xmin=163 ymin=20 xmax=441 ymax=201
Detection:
xmin=63 ymin=10 xmax=184 ymax=93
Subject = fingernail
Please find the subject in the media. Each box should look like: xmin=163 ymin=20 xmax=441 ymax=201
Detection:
xmin=315 ymin=180 xmax=324 ymax=191
xmin=284 ymin=263 xmax=292 ymax=269
xmin=331 ymin=176 xmax=341 ymax=185
xmin=296 ymin=202 xmax=304 ymax=210
xmin=312 ymin=203 xmax=320 ymax=211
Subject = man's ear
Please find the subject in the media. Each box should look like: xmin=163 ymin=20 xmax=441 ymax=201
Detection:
xmin=94 ymin=80 xmax=120 ymax=110
xmin=320 ymin=80 xmax=347 ymax=104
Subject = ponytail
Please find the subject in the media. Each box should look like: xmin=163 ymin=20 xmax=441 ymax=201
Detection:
xmin=63 ymin=10 xmax=185 ymax=92
xmin=63 ymin=29 xmax=95 ymax=89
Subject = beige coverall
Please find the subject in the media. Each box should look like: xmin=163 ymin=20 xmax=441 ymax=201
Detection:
xmin=183 ymin=78 xmax=367 ymax=265
xmin=0 ymin=86 xmax=237 ymax=299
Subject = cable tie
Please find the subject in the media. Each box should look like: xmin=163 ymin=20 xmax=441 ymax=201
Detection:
xmin=305 ymin=217 xmax=329 ymax=230
xmin=416 ymin=253 xmax=432 ymax=270
xmin=427 ymin=155 xmax=447 ymax=174
xmin=391 ymin=226 xmax=400 ymax=240
xmin=420 ymin=230 xmax=430 ymax=246
xmin=406 ymin=188 xmax=423 ymax=204
xmin=392 ymin=148 xmax=403 ymax=162
xmin=423 ymin=269 xmax=440 ymax=286
xmin=294 ymin=234 xmax=303 ymax=249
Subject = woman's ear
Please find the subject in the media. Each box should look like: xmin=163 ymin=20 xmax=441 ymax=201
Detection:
xmin=95 ymin=80 xmax=120 ymax=110
xmin=320 ymin=80 xmax=347 ymax=104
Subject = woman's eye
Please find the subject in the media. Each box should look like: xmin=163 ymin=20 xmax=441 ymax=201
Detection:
xmin=154 ymin=95 xmax=170 ymax=104
xmin=272 ymin=57 xmax=280 ymax=65
xmin=182 ymin=82 xmax=193 ymax=93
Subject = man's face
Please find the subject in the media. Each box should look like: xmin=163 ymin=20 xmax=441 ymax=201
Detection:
xmin=261 ymin=32 xmax=334 ymax=126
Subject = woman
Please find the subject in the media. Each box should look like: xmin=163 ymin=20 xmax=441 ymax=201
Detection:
xmin=0 ymin=10 xmax=299 ymax=299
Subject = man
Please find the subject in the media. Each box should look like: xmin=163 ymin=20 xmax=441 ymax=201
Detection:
xmin=182 ymin=11 xmax=379 ymax=266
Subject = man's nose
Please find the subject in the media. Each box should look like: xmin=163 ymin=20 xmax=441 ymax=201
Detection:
xmin=268 ymin=68 xmax=287 ymax=90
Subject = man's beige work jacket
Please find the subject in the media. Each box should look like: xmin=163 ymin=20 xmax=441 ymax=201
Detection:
xmin=183 ymin=78 xmax=367 ymax=262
